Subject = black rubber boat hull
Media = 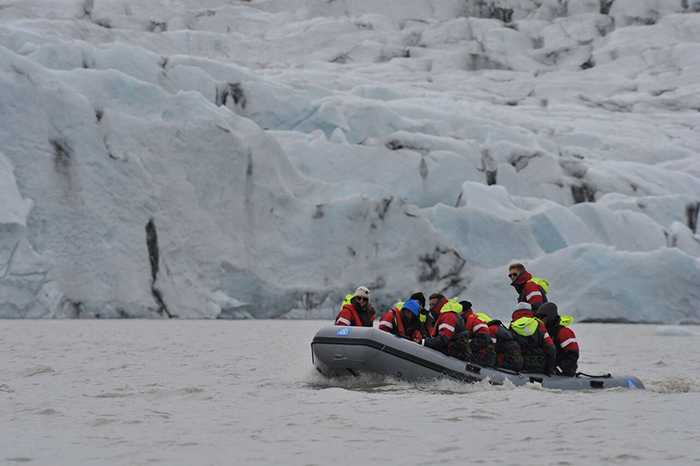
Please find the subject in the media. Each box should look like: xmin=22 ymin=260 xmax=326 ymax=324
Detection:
xmin=311 ymin=326 xmax=645 ymax=390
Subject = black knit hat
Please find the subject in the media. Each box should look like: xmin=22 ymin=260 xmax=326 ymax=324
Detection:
xmin=535 ymin=302 xmax=559 ymax=324
xmin=459 ymin=300 xmax=472 ymax=312
xmin=410 ymin=292 xmax=426 ymax=307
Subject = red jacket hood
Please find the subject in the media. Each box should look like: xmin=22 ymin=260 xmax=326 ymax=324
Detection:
xmin=512 ymin=309 xmax=534 ymax=321
xmin=430 ymin=297 xmax=448 ymax=319
xmin=513 ymin=271 xmax=533 ymax=286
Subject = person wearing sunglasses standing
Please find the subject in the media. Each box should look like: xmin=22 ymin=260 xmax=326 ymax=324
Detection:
xmin=508 ymin=262 xmax=550 ymax=308
xmin=334 ymin=286 xmax=375 ymax=327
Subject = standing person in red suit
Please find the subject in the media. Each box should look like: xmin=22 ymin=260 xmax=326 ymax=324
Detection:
xmin=535 ymin=302 xmax=579 ymax=376
xmin=508 ymin=262 xmax=549 ymax=307
xmin=334 ymin=286 xmax=375 ymax=327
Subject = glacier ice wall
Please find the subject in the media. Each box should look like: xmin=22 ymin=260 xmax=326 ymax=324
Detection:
xmin=1 ymin=0 xmax=699 ymax=322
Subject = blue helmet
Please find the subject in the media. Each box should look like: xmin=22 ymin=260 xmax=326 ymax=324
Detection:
xmin=401 ymin=299 xmax=420 ymax=317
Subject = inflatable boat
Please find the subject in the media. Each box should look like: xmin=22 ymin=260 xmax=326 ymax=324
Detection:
xmin=311 ymin=326 xmax=644 ymax=390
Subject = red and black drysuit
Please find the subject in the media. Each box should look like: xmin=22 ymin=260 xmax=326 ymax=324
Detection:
xmin=461 ymin=312 xmax=497 ymax=367
xmin=422 ymin=300 xmax=470 ymax=361
xmin=510 ymin=309 xmax=556 ymax=374
xmin=335 ymin=301 xmax=375 ymax=327
xmin=511 ymin=271 xmax=547 ymax=306
xmin=378 ymin=307 xmax=427 ymax=341
xmin=425 ymin=296 xmax=447 ymax=334
xmin=487 ymin=319 xmax=523 ymax=371
xmin=550 ymin=323 xmax=579 ymax=376
xmin=536 ymin=304 xmax=579 ymax=376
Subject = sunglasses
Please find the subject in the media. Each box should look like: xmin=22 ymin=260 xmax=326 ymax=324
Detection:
xmin=356 ymin=297 xmax=368 ymax=302
xmin=508 ymin=273 xmax=518 ymax=278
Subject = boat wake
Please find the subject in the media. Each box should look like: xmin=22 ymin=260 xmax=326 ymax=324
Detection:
xmin=303 ymin=368 xmax=513 ymax=394
xmin=646 ymin=377 xmax=700 ymax=393
xmin=304 ymin=369 xmax=406 ymax=392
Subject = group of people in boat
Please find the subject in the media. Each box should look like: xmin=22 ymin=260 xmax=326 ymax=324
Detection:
xmin=334 ymin=262 xmax=579 ymax=376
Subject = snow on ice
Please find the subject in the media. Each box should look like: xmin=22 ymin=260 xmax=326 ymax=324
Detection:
xmin=1 ymin=0 xmax=699 ymax=322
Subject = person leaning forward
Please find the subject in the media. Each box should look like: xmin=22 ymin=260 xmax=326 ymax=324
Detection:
xmin=408 ymin=292 xmax=431 ymax=340
xmin=487 ymin=319 xmax=523 ymax=371
xmin=535 ymin=302 xmax=579 ymax=376
xmin=409 ymin=292 xmax=432 ymax=338
xmin=509 ymin=302 xmax=556 ymax=374
xmin=378 ymin=299 xmax=424 ymax=341
xmin=458 ymin=301 xmax=496 ymax=367
xmin=334 ymin=286 xmax=375 ymax=327
xmin=421 ymin=297 xmax=471 ymax=361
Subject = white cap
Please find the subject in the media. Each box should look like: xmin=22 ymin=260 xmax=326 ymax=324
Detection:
xmin=354 ymin=286 xmax=370 ymax=299
xmin=513 ymin=302 xmax=532 ymax=312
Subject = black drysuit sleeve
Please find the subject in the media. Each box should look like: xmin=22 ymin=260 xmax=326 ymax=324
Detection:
xmin=423 ymin=334 xmax=449 ymax=351
xmin=544 ymin=340 xmax=557 ymax=374
xmin=469 ymin=332 xmax=491 ymax=352
xmin=557 ymin=349 xmax=579 ymax=376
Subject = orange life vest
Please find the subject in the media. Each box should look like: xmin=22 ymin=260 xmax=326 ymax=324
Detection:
xmin=390 ymin=307 xmax=407 ymax=336
xmin=342 ymin=303 xmax=368 ymax=327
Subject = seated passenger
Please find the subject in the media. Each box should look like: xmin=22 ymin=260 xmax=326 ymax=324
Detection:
xmin=509 ymin=302 xmax=556 ymax=374
xmin=486 ymin=319 xmax=523 ymax=371
xmin=421 ymin=298 xmax=470 ymax=361
xmin=410 ymin=292 xmax=426 ymax=311
xmin=459 ymin=301 xmax=491 ymax=323
xmin=427 ymin=293 xmax=448 ymax=334
xmin=334 ymin=286 xmax=375 ymax=327
xmin=410 ymin=292 xmax=432 ymax=338
xmin=458 ymin=301 xmax=496 ymax=367
xmin=535 ymin=302 xmax=579 ymax=376
xmin=378 ymin=299 xmax=424 ymax=341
